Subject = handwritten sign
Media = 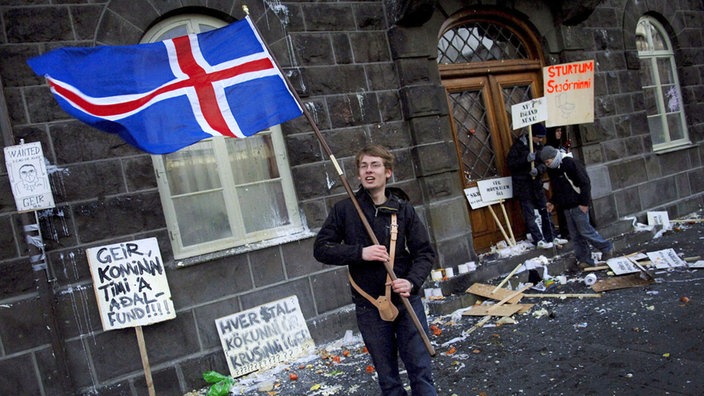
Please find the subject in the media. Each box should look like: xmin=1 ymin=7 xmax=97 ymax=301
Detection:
xmin=4 ymin=141 xmax=55 ymax=213
xmin=605 ymin=257 xmax=640 ymax=275
xmin=477 ymin=177 xmax=513 ymax=203
xmin=216 ymin=296 xmax=315 ymax=378
xmin=86 ymin=237 xmax=175 ymax=331
xmin=464 ymin=187 xmax=499 ymax=209
xmin=543 ymin=60 xmax=595 ymax=127
xmin=646 ymin=248 xmax=687 ymax=269
xmin=647 ymin=211 xmax=671 ymax=229
xmin=511 ymin=97 xmax=547 ymax=130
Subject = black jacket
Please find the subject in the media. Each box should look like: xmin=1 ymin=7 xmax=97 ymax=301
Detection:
xmin=313 ymin=187 xmax=435 ymax=306
xmin=545 ymin=155 xmax=592 ymax=209
xmin=506 ymin=135 xmax=547 ymax=201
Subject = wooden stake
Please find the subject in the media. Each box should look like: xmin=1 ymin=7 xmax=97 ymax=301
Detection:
xmin=492 ymin=262 xmax=523 ymax=293
xmin=488 ymin=205 xmax=515 ymax=247
xmin=499 ymin=200 xmax=516 ymax=245
xmin=135 ymin=326 xmax=155 ymax=396
xmin=465 ymin=283 xmax=532 ymax=335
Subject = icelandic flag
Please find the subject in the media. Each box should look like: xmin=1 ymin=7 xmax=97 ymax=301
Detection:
xmin=27 ymin=17 xmax=303 ymax=154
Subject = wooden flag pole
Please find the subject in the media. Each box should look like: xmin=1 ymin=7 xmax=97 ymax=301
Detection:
xmin=135 ymin=326 xmax=155 ymax=396
xmin=244 ymin=7 xmax=435 ymax=357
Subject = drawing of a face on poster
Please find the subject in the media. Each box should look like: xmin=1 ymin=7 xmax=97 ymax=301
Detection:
xmin=15 ymin=163 xmax=43 ymax=194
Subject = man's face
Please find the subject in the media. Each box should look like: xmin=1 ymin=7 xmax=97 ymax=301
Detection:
xmin=358 ymin=154 xmax=391 ymax=191
xmin=532 ymin=135 xmax=545 ymax=143
xmin=544 ymin=158 xmax=554 ymax=167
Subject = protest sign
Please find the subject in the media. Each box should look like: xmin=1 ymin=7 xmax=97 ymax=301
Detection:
xmin=477 ymin=177 xmax=513 ymax=202
xmin=216 ymin=295 xmax=315 ymax=378
xmin=605 ymin=257 xmax=640 ymax=275
xmin=543 ymin=60 xmax=595 ymax=127
xmin=4 ymin=141 xmax=55 ymax=212
xmin=464 ymin=186 xmax=499 ymax=209
xmin=86 ymin=237 xmax=176 ymax=331
xmin=511 ymin=97 xmax=547 ymax=130
xmin=646 ymin=248 xmax=688 ymax=269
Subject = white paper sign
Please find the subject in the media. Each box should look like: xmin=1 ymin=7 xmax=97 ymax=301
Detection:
xmin=477 ymin=177 xmax=513 ymax=202
xmin=689 ymin=260 xmax=704 ymax=269
xmin=647 ymin=211 xmax=671 ymax=229
xmin=86 ymin=237 xmax=176 ymax=330
xmin=216 ymin=295 xmax=315 ymax=378
xmin=606 ymin=257 xmax=640 ymax=275
xmin=511 ymin=97 xmax=548 ymax=130
xmin=464 ymin=187 xmax=499 ymax=209
xmin=646 ymin=248 xmax=687 ymax=269
xmin=4 ymin=141 xmax=55 ymax=212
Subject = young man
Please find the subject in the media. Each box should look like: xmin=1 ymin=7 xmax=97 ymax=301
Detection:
xmin=506 ymin=124 xmax=564 ymax=249
xmin=314 ymin=145 xmax=437 ymax=396
xmin=540 ymin=145 xmax=614 ymax=269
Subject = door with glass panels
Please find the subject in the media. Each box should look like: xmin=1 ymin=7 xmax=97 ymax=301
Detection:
xmin=438 ymin=11 xmax=544 ymax=252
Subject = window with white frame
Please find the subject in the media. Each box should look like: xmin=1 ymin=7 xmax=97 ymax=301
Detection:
xmin=635 ymin=16 xmax=690 ymax=151
xmin=143 ymin=15 xmax=307 ymax=260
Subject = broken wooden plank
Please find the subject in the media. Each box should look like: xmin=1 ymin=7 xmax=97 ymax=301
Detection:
xmin=462 ymin=304 xmax=526 ymax=317
xmin=583 ymin=265 xmax=609 ymax=272
xmin=466 ymin=283 xmax=523 ymax=304
xmin=522 ymin=293 xmax=602 ymax=298
xmin=591 ymin=273 xmax=654 ymax=292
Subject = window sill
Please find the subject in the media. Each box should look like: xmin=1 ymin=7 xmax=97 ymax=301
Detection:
xmin=653 ymin=141 xmax=693 ymax=154
xmin=174 ymin=229 xmax=316 ymax=268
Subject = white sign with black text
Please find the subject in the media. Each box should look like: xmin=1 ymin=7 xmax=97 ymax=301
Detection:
xmin=4 ymin=141 xmax=55 ymax=212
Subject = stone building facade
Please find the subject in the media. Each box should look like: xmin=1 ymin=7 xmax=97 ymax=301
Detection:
xmin=0 ymin=0 xmax=702 ymax=394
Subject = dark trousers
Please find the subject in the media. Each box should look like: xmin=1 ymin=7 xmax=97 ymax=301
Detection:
xmin=356 ymin=295 xmax=437 ymax=396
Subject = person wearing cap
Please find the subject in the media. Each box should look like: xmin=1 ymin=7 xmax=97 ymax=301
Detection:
xmin=540 ymin=145 xmax=614 ymax=269
xmin=506 ymin=123 xmax=564 ymax=249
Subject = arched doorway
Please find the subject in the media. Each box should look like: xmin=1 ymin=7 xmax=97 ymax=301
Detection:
xmin=438 ymin=10 xmax=545 ymax=252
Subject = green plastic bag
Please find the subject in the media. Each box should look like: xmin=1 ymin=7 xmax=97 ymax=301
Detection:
xmin=202 ymin=371 xmax=234 ymax=396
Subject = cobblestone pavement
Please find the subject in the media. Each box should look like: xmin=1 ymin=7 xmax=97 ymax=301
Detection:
xmin=188 ymin=217 xmax=704 ymax=396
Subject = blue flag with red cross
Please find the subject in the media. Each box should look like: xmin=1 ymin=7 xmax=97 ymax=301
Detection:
xmin=27 ymin=16 xmax=302 ymax=154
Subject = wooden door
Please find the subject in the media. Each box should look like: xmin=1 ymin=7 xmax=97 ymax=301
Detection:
xmin=438 ymin=11 xmax=545 ymax=252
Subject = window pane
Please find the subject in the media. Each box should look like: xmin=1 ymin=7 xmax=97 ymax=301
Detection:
xmin=651 ymin=25 xmax=666 ymax=51
xmin=642 ymin=87 xmax=659 ymax=116
xmin=227 ymin=134 xmax=279 ymax=185
xmin=647 ymin=116 xmax=666 ymax=145
xmin=657 ymin=58 xmax=674 ymax=84
xmin=638 ymin=59 xmax=653 ymax=86
xmin=165 ymin=140 xmax=221 ymax=195
xmin=667 ymin=114 xmax=685 ymax=141
xmin=662 ymin=85 xmax=680 ymax=112
xmin=635 ymin=21 xmax=648 ymax=51
xmin=174 ymin=192 xmax=232 ymax=246
xmin=237 ymin=181 xmax=289 ymax=233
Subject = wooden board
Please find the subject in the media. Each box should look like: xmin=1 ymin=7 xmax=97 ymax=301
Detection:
xmin=466 ymin=283 xmax=524 ymax=304
xmin=591 ymin=273 xmax=654 ymax=292
xmin=462 ymin=304 xmax=526 ymax=317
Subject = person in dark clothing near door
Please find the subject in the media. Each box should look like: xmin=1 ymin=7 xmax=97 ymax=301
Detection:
xmin=545 ymin=126 xmax=571 ymax=240
xmin=540 ymin=145 xmax=614 ymax=269
xmin=313 ymin=144 xmax=437 ymax=396
xmin=507 ymin=123 xmax=565 ymax=249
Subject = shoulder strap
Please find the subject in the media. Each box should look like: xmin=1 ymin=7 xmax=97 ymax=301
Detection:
xmin=348 ymin=214 xmax=398 ymax=304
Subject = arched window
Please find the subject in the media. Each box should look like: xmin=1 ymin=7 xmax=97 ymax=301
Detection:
xmin=143 ymin=15 xmax=306 ymax=260
xmin=636 ymin=16 xmax=690 ymax=151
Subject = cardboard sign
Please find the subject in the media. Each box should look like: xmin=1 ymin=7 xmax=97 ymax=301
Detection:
xmin=477 ymin=177 xmax=513 ymax=202
xmin=86 ymin=237 xmax=176 ymax=330
xmin=4 ymin=141 xmax=55 ymax=212
xmin=464 ymin=186 xmax=499 ymax=209
xmin=646 ymin=248 xmax=687 ymax=269
xmin=605 ymin=257 xmax=640 ymax=275
xmin=647 ymin=211 xmax=671 ymax=229
xmin=511 ymin=98 xmax=548 ymax=130
xmin=543 ymin=60 xmax=595 ymax=127
xmin=216 ymin=295 xmax=315 ymax=378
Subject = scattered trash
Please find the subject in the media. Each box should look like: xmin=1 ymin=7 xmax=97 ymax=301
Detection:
xmin=584 ymin=273 xmax=597 ymax=286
